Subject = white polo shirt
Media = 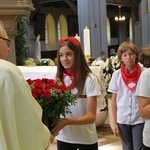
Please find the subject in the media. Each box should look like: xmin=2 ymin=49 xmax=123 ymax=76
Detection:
xmin=108 ymin=68 xmax=144 ymax=125
xmin=135 ymin=68 xmax=150 ymax=147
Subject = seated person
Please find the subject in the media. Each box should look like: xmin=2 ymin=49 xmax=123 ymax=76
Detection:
xmin=110 ymin=49 xmax=116 ymax=56
xmin=95 ymin=51 xmax=107 ymax=61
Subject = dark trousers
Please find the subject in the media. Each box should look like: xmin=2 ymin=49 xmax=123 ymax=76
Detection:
xmin=57 ymin=140 xmax=98 ymax=150
xmin=142 ymin=145 xmax=150 ymax=150
xmin=118 ymin=123 xmax=144 ymax=150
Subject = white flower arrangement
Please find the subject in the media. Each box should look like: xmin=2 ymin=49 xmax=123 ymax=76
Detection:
xmin=24 ymin=58 xmax=36 ymax=66
xmin=91 ymin=59 xmax=106 ymax=69
xmin=103 ymin=56 xmax=121 ymax=89
xmin=91 ymin=56 xmax=121 ymax=111
xmin=92 ymin=56 xmax=121 ymax=90
xmin=40 ymin=58 xmax=55 ymax=66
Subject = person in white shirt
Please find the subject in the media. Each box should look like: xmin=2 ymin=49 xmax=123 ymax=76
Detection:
xmin=95 ymin=51 xmax=107 ymax=62
xmin=136 ymin=46 xmax=150 ymax=150
xmin=51 ymin=37 xmax=101 ymax=150
xmin=108 ymin=41 xmax=145 ymax=150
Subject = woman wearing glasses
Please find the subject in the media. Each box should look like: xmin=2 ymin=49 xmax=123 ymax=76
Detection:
xmin=0 ymin=21 xmax=10 ymax=59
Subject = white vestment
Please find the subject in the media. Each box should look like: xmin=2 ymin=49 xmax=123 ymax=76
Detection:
xmin=0 ymin=59 xmax=50 ymax=150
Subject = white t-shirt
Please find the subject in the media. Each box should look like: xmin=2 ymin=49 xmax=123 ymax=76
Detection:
xmin=108 ymin=67 xmax=144 ymax=125
xmin=56 ymin=73 xmax=101 ymax=144
xmin=135 ymin=68 xmax=150 ymax=147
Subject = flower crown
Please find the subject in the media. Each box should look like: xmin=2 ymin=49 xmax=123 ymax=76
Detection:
xmin=58 ymin=37 xmax=81 ymax=46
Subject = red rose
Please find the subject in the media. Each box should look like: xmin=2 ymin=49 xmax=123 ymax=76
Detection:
xmin=32 ymin=88 xmax=42 ymax=97
xmin=59 ymin=84 xmax=67 ymax=92
xmin=32 ymin=93 xmax=39 ymax=99
xmin=42 ymin=89 xmax=50 ymax=98
xmin=34 ymin=79 xmax=44 ymax=88
xmin=45 ymin=83 xmax=51 ymax=89
xmin=26 ymin=79 xmax=33 ymax=85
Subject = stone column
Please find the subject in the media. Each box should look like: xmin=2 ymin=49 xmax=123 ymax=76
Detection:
xmin=7 ymin=31 xmax=17 ymax=64
xmin=0 ymin=0 xmax=34 ymax=64
xmin=139 ymin=0 xmax=150 ymax=47
xmin=77 ymin=0 xmax=108 ymax=58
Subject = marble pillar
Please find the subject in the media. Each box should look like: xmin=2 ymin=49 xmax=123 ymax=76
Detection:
xmin=77 ymin=0 xmax=108 ymax=59
xmin=0 ymin=0 xmax=34 ymax=64
xmin=140 ymin=0 xmax=150 ymax=47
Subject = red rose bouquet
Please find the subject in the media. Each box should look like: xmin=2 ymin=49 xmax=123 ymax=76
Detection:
xmin=26 ymin=78 xmax=76 ymax=130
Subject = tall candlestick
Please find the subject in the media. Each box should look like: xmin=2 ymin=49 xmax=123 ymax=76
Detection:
xmin=83 ymin=26 xmax=91 ymax=56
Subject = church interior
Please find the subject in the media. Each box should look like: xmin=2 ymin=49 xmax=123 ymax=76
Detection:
xmin=0 ymin=0 xmax=150 ymax=149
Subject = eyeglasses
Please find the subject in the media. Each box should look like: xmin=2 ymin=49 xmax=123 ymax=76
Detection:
xmin=0 ymin=36 xmax=11 ymax=47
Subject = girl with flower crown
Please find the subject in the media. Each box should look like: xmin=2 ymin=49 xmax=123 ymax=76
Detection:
xmin=108 ymin=41 xmax=145 ymax=150
xmin=51 ymin=37 xmax=101 ymax=150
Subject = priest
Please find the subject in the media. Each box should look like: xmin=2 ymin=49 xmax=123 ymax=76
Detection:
xmin=0 ymin=21 xmax=51 ymax=150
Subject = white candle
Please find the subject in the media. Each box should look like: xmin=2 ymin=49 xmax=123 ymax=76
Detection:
xmin=83 ymin=26 xmax=91 ymax=56
xmin=35 ymin=34 xmax=41 ymax=60
xmin=75 ymin=34 xmax=80 ymax=42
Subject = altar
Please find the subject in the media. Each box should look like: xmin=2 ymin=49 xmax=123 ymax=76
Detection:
xmin=17 ymin=66 xmax=101 ymax=80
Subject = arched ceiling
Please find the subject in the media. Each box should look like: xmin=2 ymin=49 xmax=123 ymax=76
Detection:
xmin=107 ymin=0 xmax=141 ymax=7
xmin=31 ymin=0 xmax=142 ymax=21
xmin=32 ymin=0 xmax=141 ymax=8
